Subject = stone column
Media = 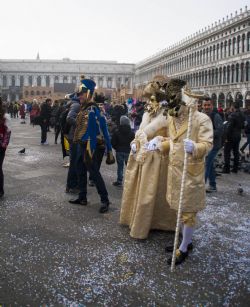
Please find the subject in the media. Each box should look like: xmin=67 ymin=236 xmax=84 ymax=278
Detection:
xmin=59 ymin=75 xmax=63 ymax=83
xmin=7 ymin=93 xmax=10 ymax=102
xmin=50 ymin=75 xmax=54 ymax=87
xmin=103 ymin=76 xmax=107 ymax=88
xmin=24 ymin=75 xmax=29 ymax=86
xmin=7 ymin=75 xmax=12 ymax=87
xmin=15 ymin=94 xmax=19 ymax=101
xmin=112 ymin=76 xmax=116 ymax=89
xmin=15 ymin=75 xmax=20 ymax=86
xmin=33 ymin=75 xmax=37 ymax=86
xmin=41 ymin=75 xmax=46 ymax=87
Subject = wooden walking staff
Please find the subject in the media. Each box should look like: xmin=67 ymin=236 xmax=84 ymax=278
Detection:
xmin=170 ymin=88 xmax=204 ymax=272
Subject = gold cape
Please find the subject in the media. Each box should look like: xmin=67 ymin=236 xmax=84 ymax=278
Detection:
xmin=119 ymin=110 xmax=176 ymax=239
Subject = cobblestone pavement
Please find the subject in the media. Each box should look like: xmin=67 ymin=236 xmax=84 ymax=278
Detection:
xmin=0 ymin=118 xmax=249 ymax=306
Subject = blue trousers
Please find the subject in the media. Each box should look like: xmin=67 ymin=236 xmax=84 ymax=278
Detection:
xmin=66 ymin=143 xmax=78 ymax=189
xmin=205 ymin=147 xmax=219 ymax=188
xmin=116 ymin=152 xmax=129 ymax=183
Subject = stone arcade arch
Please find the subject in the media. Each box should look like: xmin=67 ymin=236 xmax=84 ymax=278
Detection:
xmin=226 ymin=92 xmax=234 ymax=107
xmin=235 ymin=92 xmax=243 ymax=107
xmin=211 ymin=93 xmax=217 ymax=105
xmin=218 ymin=92 xmax=225 ymax=108
xmin=245 ymin=91 xmax=250 ymax=108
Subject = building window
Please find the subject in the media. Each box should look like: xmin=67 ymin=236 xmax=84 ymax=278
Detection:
xmin=36 ymin=91 xmax=40 ymax=95
xmin=20 ymin=76 xmax=24 ymax=87
xmin=228 ymin=39 xmax=231 ymax=56
xmin=227 ymin=66 xmax=230 ymax=84
xmin=29 ymin=76 xmax=32 ymax=86
xmin=237 ymin=36 xmax=241 ymax=54
xmin=2 ymin=75 xmax=7 ymax=87
xmin=231 ymin=65 xmax=235 ymax=83
xmin=246 ymin=62 xmax=249 ymax=81
xmin=235 ymin=64 xmax=239 ymax=82
xmin=220 ymin=42 xmax=223 ymax=59
xmin=25 ymin=91 xmax=29 ymax=96
xmin=240 ymin=63 xmax=244 ymax=82
xmin=11 ymin=75 xmax=15 ymax=87
xmin=224 ymin=41 xmax=227 ymax=57
xmin=219 ymin=68 xmax=222 ymax=84
xmin=63 ymin=76 xmax=68 ymax=83
xmin=215 ymin=68 xmax=218 ymax=84
xmin=233 ymin=37 xmax=236 ymax=55
xmin=46 ymin=76 xmax=50 ymax=87
xmin=37 ymin=76 xmax=41 ymax=86
xmin=31 ymin=90 xmax=34 ymax=96
xmin=242 ymin=34 xmax=245 ymax=53
xmin=247 ymin=32 xmax=250 ymax=51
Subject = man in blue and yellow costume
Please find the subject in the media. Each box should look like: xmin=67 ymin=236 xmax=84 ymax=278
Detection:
xmin=69 ymin=77 xmax=115 ymax=213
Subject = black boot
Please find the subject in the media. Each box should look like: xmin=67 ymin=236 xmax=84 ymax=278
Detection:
xmin=165 ymin=242 xmax=193 ymax=253
xmin=167 ymin=249 xmax=188 ymax=266
xmin=69 ymin=199 xmax=88 ymax=205
xmin=99 ymin=201 xmax=110 ymax=213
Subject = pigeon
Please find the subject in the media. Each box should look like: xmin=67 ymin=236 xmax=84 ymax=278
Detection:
xmin=237 ymin=184 xmax=243 ymax=196
xmin=18 ymin=148 xmax=25 ymax=154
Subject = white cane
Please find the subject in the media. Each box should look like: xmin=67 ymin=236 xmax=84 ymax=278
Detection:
xmin=170 ymin=92 xmax=200 ymax=272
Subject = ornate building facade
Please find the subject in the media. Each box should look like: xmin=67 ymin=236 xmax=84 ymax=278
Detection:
xmin=0 ymin=58 xmax=134 ymax=102
xmin=135 ymin=6 xmax=250 ymax=107
xmin=0 ymin=7 xmax=249 ymax=106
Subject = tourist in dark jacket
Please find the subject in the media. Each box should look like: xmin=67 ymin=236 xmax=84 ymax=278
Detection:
xmin=203 ymin=100 xmax=223 ymax=192
xmin=40 ymin=98 xmax=52 ymax=145
xmin=223 ymin=104 xmax=245 ymax=173
xmin=65 ymin=97 xmax=81 ymax=192
xmin=111 ymin=115 xmax=135 ymax=187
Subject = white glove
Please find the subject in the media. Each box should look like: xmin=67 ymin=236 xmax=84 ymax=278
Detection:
xmin=146 ymin=136 xmax=162 ymax=151
xmin=131 ymin=143 xmax=137 ymax=154
xmin=183 ymin=138 xmax=194 ymax=154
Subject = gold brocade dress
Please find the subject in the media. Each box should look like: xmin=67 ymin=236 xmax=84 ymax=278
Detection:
xmin=119 ymin=109 xmax=176 ymax=239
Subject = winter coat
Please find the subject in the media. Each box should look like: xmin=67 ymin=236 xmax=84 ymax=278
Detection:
xmin=161 ymin=110 xmax=213 ymax=213
xmin=111 ymin=125 xmax=135 ymax=153
xmin=209 ymin=111 xmax=223 ymax=149
xmin=226 ymin=110 xmax=245 ymax=141
xmin=40 ymin=102 xmax=51 ymax=121
xmin=0 ymin=117 xmax=11 ymax=150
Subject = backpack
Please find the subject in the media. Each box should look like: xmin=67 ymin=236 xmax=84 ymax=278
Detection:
xmin=60 ymin=109 xmax=70 ymax=135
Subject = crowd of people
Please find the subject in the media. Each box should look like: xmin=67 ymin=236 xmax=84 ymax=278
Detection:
xmin=1 ymin=74 xmax=249 ymax=266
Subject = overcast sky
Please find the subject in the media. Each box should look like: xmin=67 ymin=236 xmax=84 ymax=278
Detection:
xmin=0 ymin=0 xmax=248 ymax=63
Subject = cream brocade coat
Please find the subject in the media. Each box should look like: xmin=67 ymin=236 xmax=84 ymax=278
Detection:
xmin=161 ymin=110 xmax=213 ymax=212
xmin=119 ymin=110 xmax=176 ymax=239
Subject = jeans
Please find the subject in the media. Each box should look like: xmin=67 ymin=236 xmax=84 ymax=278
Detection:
xmin=240 ymin=134 xmax=250 ymax=153
xmin=116 ymin=152 xmax=129 ymax=183
xmin=40 ymin=121 xmax=47 ymax=143
xmin=77 ymin=144 xmax=109 ymax=203
xmin=224 ymin=138 xmax=241 ymax=171
xmin=205 ymin=147 xmax=219 ymax=188
xmin=0 ymin=148 xmax=5 ymax=193
xmin=66 ymin=143 xmax=78 ymax=189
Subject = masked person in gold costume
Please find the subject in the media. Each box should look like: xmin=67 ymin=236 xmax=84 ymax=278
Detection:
xmin=119 ymin=76 xmax=176 ymax=239
xmin=148 ymin=79 xmax=213 ymax=265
